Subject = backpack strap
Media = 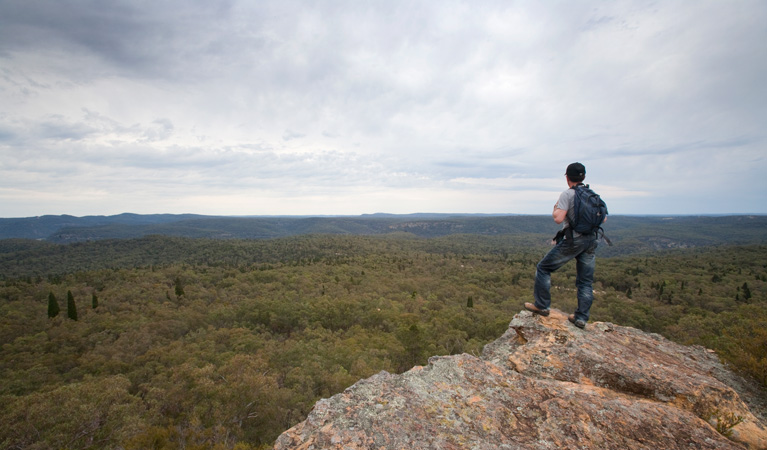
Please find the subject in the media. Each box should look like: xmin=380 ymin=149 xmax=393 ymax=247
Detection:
xmin=563 ymin=184 xmax=586 ymax=245
xmin=596 ymin=226 xmax=613 ymax=246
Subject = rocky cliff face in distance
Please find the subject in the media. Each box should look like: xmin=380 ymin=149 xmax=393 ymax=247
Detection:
xmin=274 ymin=309 xmax=767 ymax=450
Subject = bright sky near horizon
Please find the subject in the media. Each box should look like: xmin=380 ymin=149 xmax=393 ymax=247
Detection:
xmin=1 ymin=1 xmax=765 ymax=218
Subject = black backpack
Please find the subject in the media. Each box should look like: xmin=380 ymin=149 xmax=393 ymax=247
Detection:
xmin=569 ymin=184 xmax=610 ymax=244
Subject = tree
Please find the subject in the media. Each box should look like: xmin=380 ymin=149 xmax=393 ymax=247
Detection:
xmin=467 ymin=296 xmax=474 ymax=308
xmin=741 ymin=282 xmax=752 ymax=301
xmin=47 ymin=292 xmax=60 ymax=318
xmin=92 ymin=293 xmax=99 ymax=309
xmin=397 ymin=323 xmax=427 ymax=371
xmin=67 ymin=290 xmax=78 ymax=321
xmin=174 ymin=277 xmax=185 ymax=297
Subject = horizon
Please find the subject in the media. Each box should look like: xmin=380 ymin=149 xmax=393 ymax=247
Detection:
xmin=2 ymin=1 xmax=766 ymax=217
xmin=3 ymin=211 xmax=767 ymax=221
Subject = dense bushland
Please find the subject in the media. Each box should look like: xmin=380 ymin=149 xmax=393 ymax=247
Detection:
xmin=0 ymin=234 xmax=765 ymax=449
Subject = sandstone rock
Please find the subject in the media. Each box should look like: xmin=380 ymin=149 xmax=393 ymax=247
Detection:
xmin=274 ymin=309 xmax=767 ymax=449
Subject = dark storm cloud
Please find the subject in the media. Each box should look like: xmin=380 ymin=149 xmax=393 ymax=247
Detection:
xmin=0 ymin=0 xmax=242 ymax=78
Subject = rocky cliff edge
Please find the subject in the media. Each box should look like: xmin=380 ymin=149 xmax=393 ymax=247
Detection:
xmin=274 ymin=309 xmax=767 ymax=449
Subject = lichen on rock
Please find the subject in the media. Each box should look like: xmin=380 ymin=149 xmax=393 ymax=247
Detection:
xmin=274 ymin=309 xmax=767 ymax=450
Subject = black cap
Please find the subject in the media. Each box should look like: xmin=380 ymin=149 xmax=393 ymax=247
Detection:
xmin=566 ymin=162 xmax=586 ymax=179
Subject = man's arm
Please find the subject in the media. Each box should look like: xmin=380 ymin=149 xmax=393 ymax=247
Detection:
xmin=552 ymin=204 xmax=567 ymax=224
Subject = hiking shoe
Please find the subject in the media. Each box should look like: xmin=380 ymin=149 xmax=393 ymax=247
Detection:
xmin=524 ymin=302 xmax=550 ymax=317
xmin=568 ymin=314 xmax=586 ymax=329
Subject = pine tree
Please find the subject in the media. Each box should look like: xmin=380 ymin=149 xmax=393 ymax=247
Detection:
xmin=92 ymin=293 xmax=99 ymax=309
xmin=467 ymin=296 xmax=474 ymax=308
xmin=67 ymin=290 xmax=78 ymax=321
xmin=47 ymin=292 xmax=60 ymax=318
xmin=174 ymin=277 xmax=185 ymax=297
xmin=741 ymin=282 xmax=752 ymax=301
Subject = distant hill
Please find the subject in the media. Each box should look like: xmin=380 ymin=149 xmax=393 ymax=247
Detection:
xmin=0 ymin=213 xmax=553 ymax=241
xmin=0 ymin=213 xmax=208 ymax=240
xmin=1 ymin=213 xmax=766 ymax=256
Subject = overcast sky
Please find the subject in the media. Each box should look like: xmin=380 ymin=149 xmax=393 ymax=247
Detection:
xmin=1 ymin=1 xmax=765 ymax=217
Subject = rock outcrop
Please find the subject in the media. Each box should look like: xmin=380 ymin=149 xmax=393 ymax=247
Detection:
xmin=274 ymin=309 xmax=767 ymax=449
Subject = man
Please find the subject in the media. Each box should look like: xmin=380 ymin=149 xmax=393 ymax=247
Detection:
xmin=524 ymin=162 xmax=602 ymax=329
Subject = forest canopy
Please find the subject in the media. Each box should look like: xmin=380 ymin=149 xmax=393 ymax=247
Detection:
xmin=1 ymin=226 xmax=765 ymax=449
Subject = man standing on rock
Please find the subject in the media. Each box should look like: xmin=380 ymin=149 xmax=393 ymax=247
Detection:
xmin=524 ymin=162 xmax=603 ymax=329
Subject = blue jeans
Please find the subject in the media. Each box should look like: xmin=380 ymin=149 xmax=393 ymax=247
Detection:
xmin=533 ymin=234 xmax=598 ymax=322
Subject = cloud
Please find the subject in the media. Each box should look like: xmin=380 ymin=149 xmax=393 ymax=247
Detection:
xmin=1 ymin=1 xmax=766 ymax=216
